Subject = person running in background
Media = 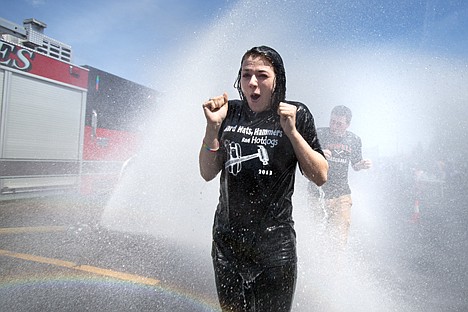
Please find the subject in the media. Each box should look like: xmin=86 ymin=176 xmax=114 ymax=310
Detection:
xmin=200 ymin=46 xmax=328 ymax=312
xmin=308 ymin=105 xmax=371 ymax=247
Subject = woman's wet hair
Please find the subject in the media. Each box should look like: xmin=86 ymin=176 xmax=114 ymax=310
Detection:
xmin=234 ymin=46 xmax=287 ymax=110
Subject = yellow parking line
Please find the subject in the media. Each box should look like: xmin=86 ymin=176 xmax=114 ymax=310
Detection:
xmin=0 ymin=226 xmax=67 ymax=234
xmin=78 ymin=265 xmax=160 ymax=286
xmin=0 ymin=249 xmax=76 ymax=268
xmin=0 ymin=249 xmax=160 ymax=286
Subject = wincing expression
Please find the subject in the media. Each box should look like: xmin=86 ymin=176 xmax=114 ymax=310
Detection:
xmin=240 ymin=55 xmax=276 ymax=113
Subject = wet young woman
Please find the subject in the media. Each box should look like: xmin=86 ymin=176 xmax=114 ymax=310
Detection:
xmin=199 ymin=46 xmax=328 ymax=312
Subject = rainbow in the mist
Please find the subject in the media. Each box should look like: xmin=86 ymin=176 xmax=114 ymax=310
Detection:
xmin=100 ymin=1 xmax=468 ymax=311
xmin=0 ymin=274 xmax=220 ymax=311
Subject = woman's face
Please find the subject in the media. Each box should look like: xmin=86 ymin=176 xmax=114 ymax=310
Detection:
xmin=240 ymin=55 xmax=276 ymax=113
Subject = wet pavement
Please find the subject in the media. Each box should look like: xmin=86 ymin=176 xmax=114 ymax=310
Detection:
xmin=344 ymin=172 xmax=468 ymax=312
xmin=1 ymin=176 xmax=467 ymax=312
xmin=0 ymin=195 xmax=220 ymax=312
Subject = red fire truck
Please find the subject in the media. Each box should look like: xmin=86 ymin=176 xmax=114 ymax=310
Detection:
xmin=0 ymin=17 xmax=158 ymax=199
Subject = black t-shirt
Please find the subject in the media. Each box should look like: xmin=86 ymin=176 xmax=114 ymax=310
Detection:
xmin=315 ymin=127 xmax=363 ymax=199
xmin=212 ymin=99 xmax=323 ymax=267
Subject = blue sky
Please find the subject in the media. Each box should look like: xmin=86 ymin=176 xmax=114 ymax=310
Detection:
xmin=2 ymin=0 xmax=235 ymax=87
xmin=2 ymin=0 xmax=467 ymax=89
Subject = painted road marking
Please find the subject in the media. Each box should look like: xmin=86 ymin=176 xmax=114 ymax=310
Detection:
xmin=0 ymin=249 xmax=76 ymax=268
xmin=0 ymin=225 xmax=161 ymax=286
xmin=0 ymin=226 xmax=161 ymax=285
xmin=0 ymin=248 xmax=160 ymax=286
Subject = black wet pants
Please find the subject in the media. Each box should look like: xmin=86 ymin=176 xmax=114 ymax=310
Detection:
xmin=213 ymin=260 xmax=297 ymax=312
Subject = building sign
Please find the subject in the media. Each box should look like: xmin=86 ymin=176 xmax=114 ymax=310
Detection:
xmin=0 ymin=39 xmax=88 ymax=88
